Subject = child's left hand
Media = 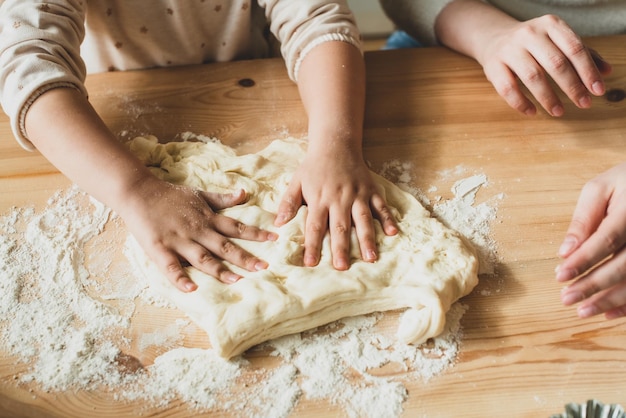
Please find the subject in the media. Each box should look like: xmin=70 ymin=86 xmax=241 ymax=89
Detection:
xmin=275 ymin=146 xmax=398 ymax=270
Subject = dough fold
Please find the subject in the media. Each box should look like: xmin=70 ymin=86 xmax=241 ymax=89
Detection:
xmin=126 ymin=136 xmax=479 ymax=358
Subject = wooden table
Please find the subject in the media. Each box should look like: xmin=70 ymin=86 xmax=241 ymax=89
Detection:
xmin=1 ymin=36 xmax=625 ymax=417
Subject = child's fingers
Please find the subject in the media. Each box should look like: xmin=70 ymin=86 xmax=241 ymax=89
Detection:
xmin=303 ymin=205 xmax=327 ymax=268
xmin=370 ymin=193 xmax=398 ymax=236
xmin=150 ymin=244 xmax=198 ymax=292
xmin=351 ymin=199 xmax=377 ymax=263
xmin=275 ymin=180 xmax=303 ymax=227
xmin=328 ymin=205 xmax=351 ymax=270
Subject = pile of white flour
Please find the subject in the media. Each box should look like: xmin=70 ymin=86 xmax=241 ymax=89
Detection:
xmin=0 ymin=158 xmax=500 ymax=417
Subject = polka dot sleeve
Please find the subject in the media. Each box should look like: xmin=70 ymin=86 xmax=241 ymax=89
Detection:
xmin=0 ymin=0 xmax=88 ymax=150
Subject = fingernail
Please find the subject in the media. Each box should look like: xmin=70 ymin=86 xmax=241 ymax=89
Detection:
xmin=524 ymin=107 xmax=537 ymax=116
xmin=267 ymin=232 xmax=279 ymax=241
xmin=578 ymin=94 xmax=591 ymax=108
xmin=304 ymin=254 xmax=317 ymax=267
xmin=184 ymin=282 xmax=198 ymax=292
xmin=556 ymin=267 xmax=575 ymax=282
xmin=561 ymin=290 xmax=583 ymax=306
xmin=592 ymin=81 xmax=605 ymax=96
xmin=558 ymin=236 xmax=577 ymax=257
xmin=551 ymin=105 xmax=564 ymax=117
xmin=334 ymin=259 xmax=348 ymax=270
xmin=225 ymin=272 xmax=241 ymax=284
xmin=366 ymin=249 xmax=377 ymax=262
xmin=577 ymin=305 xmax=597 ymax=318
xmin=254 ymin=260 xmax=268 ymax=271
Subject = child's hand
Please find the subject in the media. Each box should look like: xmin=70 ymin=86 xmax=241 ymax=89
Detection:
xmin=556 ymin=162 xmax=626 ymax=319
xmin=475 ymin=14 xmax=612 ymax=116
xmin=121 ymin=176 xmax=277 ymax=292
xmin=274 ymin=148 xmax=398 ymax=270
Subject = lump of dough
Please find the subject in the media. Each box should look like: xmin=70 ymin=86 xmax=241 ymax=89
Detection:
xmin=125 ymin=135 xmax=479 ymax=359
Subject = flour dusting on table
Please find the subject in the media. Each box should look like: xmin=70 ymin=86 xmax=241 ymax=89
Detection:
xmin=0 ymin=155 xmax=500 ymax=417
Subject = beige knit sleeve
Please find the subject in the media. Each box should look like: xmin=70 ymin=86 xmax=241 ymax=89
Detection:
xmin=379 ymin=0 xmax=456 ymax=46
xmin=0 ymin=0 xmax=88 ymax=150
xmin=259 ymin=0 xmax=362 ymax=81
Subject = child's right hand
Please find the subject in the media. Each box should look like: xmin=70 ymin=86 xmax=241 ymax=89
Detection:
xmin=474 ymin=14 xmax=612 ymax=116
xmin=120 ymin=175 xmax=277 ymax=292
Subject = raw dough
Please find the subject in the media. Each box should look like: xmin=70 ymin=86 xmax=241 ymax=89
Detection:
xmin=126 ymin=135 xmax=479 ymax=359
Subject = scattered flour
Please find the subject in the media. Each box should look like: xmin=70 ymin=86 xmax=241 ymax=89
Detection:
xmin=0 ymin=155 xmax=500 ymax=416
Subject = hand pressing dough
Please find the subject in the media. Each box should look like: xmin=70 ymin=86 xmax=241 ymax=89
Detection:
xmin=126 ymin=135 xmax=479 ymax=359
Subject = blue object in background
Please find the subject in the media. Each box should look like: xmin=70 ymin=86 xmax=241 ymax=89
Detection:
xmin=383 ymin=30 xmax=421 ymax=49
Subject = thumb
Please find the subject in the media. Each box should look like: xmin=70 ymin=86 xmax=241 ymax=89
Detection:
xmin=275 ymin=180 xmax=303 ymax=226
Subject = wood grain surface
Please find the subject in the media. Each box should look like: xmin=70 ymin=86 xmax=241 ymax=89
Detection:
xmin=0 ymin=35 xmax=625 ymax=417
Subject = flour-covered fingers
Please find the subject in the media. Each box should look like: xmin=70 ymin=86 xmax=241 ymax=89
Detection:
xmin=329 ymin=207 xmax=352 ymax=270
xmin=370 ymin=193 xmax=398 ymax=236
xmin=275 ymin=180 xmax=303 ymax=227
xmin=352 ymin=199 xmax=377 ymax=263
xmin=150 ymin=245 xmax=198 ymax=292
xmin=212 ymin=212 xmax=278 ymax=243
xmin=303 ymin=206 xmax=327 ymax=268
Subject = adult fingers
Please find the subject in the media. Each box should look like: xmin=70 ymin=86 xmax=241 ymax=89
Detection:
xmin=527 ymin=33 xmax=592 ymax=110
xmin=589 ymin=48 xmax=613 ymax=76
xmin=575 ymin=280 xmax=626 ymax=319
xmin=560 ymin=246 xmax=626 ymax=308
xmin=558 ymin=178 xmax=610 ymax=259
xmin=484 ymin=61 xmax=538 ymax=116
xmin=507 ymin=49 xmax=564 ymax=117
xmin=545 ymin=16 xmax=605 ymax=99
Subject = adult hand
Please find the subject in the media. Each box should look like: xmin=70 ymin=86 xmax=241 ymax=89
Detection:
xmin=556 ymin=162 xmax=626 ymax=319
xmin=475 ymin=14 xmax=612 ymax=116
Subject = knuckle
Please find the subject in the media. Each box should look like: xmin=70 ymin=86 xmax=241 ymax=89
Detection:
xmin=236 ymin=221 xmax=248 ymax=236
xmin=333 ymin=223 xmax=350 ymax=235
xmin=547 ymin=53 xmax=569 ymax=74
xmin=520 ymin=66 xmax=543 ymax=84
xmin=603 ymin=231 xmax=622 ymax=254
xmin=221 ymin=239 xmax=237 ymax=255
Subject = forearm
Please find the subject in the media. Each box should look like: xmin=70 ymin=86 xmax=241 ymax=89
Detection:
xmin=435 ymin=0 xmax=519 ymax=64
xmin=296 ymin=41 xmax=365 ymax=155
xmin=23 ymin=87 xmax=153 ymax=213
